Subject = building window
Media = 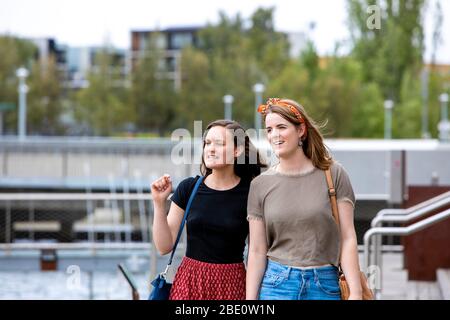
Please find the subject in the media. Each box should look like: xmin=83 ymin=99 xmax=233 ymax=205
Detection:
xmin=139 ymin=33 xmax=148 ymax=50
xmin=167 ymin=57 xmax=176 ymax=72
xmin=170 ymin=33 xmax=193 ymax=49
xmin=156 ymin=34 xmax=167 ymax=50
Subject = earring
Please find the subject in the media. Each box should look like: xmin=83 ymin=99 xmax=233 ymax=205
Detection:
xmin=298 ymin=140 xmax=303 ymax=147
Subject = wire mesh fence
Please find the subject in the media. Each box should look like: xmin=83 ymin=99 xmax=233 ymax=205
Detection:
xmin=0 ymin=194 xmax=156 ymax=244
xmin=0 ymin=193 xmax=191 ymax=299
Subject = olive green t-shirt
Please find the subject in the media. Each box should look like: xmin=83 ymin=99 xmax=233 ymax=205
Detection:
xmin=247 ymin=161 xmax=355 ymax=268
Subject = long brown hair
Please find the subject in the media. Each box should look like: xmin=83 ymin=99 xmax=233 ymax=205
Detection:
xmin=200 ymin=120 xmax=267 ymax=179
xmin=261 ymin=98 xmax=333 ymax=170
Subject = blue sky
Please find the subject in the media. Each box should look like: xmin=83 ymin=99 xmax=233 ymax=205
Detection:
xmin=0 ymin=0 xmax=449 ymax=63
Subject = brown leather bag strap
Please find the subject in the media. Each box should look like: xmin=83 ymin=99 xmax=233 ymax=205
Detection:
xmin=325 ymin=168 xmax=343 ymax=269
xmin=325 ymin=168 xmax=340 ymax=228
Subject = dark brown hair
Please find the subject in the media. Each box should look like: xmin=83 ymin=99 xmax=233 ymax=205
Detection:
xmin=200 ymin=120 xmax=267 ymax=180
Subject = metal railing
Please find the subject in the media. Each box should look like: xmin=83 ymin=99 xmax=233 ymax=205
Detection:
xmin=0 ymin=193 xmax=154 ymax=201
xmin=363 ymin=206 xmax=450 ymax=299
xmin=0 ymin=193 xmax=154 ymax=243
xmin=0 ymin=192 xmax=187 ymax=280
xmin=0 ymin=136 xmax=179 ymax=151
xmin=368 ymin=191 xmax=450 ymax=298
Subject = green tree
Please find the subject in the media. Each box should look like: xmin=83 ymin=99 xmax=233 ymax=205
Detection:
xmin=0 ymin=36 xmax=36 ymax=134
xmin=27 ymin=56 xmax=65 ymax=135
xmin=347 ymin=0 xmax=432 ymax=138
xmin=192 ymin=8 xmax=290 ymax=129
xmin=299 ymin=41 xmax=320 ymax=83
xmin=313 ymin=57 xmax=364 ymax=137
xmin=265 ymin=60 xmax=311 ymax=106
xmin=176 ymin=47 xmax=216 ymax=131
xmin=247 ymin=7 xmax=290 ymax=79
xmin=427 ymin=71 xmax=450 ymax=138
xmin=393 ymin=70 xmax=422 ymax=138
xmin=348 ymin=0 xmax=425 ymax=101
xmin=74 ymin=47 xmax=130 ymax=136
xmin=129 ymin=35 xmax=177 ymax=136
xmin=351 ymin=83 xmax=384 ymax=138
xmin=266 ymin=43 xmax=379 ymax=138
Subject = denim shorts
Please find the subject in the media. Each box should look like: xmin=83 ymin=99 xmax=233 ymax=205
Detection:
xmin=258 ymin=259 xmax=341 ymax=300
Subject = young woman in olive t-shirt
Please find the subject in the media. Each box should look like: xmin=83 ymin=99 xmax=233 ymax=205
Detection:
xmin=245 ymin=98 xmax=362 ymax=300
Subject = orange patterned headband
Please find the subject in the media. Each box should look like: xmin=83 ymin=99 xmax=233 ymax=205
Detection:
xmin=257 ymin=98 xmax=304 ymax=124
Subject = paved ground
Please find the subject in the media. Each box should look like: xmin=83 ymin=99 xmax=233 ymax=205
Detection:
xmin=0 ymin=252 xmax=444 ymax=300
xmin=361 ymin=252 xmax=442 ymax=300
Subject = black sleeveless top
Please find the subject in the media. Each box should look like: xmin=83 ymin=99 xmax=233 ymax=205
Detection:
xmin=170 ymin=176 xmax=250 ymax=264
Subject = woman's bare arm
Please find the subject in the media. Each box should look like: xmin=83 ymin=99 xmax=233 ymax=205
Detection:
xmin=338 ymin=201 xmax=363 ymax=299
xmin=246 ymin=218 xmax=268 ymax=300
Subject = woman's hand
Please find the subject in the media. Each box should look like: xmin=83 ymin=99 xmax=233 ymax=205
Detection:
xmin=151 ymin=174 xmax=172 ymax=204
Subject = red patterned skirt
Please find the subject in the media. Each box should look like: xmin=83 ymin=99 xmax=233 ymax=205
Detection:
xmin=169 ymin=256 xmax=246 ymax=300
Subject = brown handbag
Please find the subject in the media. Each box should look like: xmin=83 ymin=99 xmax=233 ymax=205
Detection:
xmin=325 ymin=169 xmax=374 ymax=300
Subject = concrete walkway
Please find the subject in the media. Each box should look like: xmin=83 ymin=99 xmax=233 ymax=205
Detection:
xmin=0 ymin=251 xmax=445 ymax=300
xmin=362 ymin=252 xmax=443 ymax=300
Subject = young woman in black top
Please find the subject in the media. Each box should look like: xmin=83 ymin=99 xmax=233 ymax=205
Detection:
xmin=151 ymin=120 xmax=266 ymax=300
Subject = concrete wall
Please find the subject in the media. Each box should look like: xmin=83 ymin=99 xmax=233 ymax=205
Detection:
xmin=6 ymin=152 xmax=63 ymax=178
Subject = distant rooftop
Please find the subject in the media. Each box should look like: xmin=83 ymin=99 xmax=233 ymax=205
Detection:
xmin=131 ymin=26 xmax=203 ymax=33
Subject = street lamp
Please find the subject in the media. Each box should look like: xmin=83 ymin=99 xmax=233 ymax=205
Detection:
xmin=223 ymin=94 xmax=234 ymax=120
xmin=253 ymin=83 xmax=265 ymax=135
xmin=16 ymin=67 xmax=29 ymax=140
xmin=438 ymin=93 xmax=449 ymax=142
xmin=384 ymin=99 xmax=394 ymax=140
xmin=421 ymin=69 xmax=430 ymax=139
